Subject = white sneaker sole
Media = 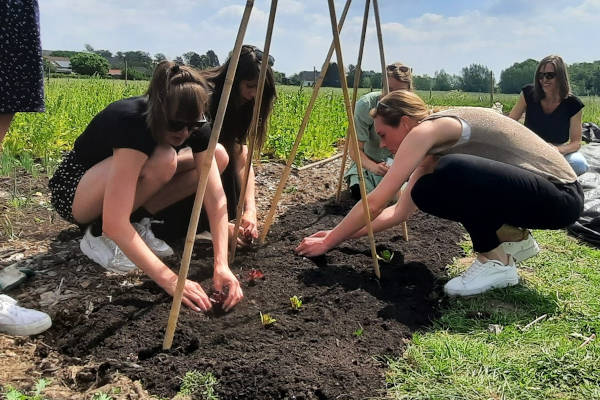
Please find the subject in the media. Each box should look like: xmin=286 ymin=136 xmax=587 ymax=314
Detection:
xmin=1 ymin=315 xmax=52 ymax=336
xmin=444 ymin=276 xmax=520 ymax=297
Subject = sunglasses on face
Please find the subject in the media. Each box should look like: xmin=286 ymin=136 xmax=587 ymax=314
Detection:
xmin=386 ymin=64 xmax=411 ymax=73
xmin=244 ymin=46 xmax=275 ymax=66
xmin=537 ymin=72 xmax=556 ymax=80
xmin=166 ymin=118 xmax=205 ymax=132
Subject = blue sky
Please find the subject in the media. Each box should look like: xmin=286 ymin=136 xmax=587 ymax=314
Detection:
xmin=40 ymin=0 xmax=598 ymax=79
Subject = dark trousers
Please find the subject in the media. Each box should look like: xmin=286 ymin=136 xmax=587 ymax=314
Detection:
xmin=411 ymin=154 xmax=583 ymax=253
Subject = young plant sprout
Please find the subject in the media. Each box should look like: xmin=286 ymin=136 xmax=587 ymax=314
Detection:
xmin=289 ymin=295 xmax=302 ymax=311
xmin=377 ymin=249 xmax=394 ymax=262
xmin=353 ymin=323 xmax=364 ymax=337
xmin=260 ymin=312 xmax=276 ymax=326
xmin=247 ymin=268 xmax=265 ymax=286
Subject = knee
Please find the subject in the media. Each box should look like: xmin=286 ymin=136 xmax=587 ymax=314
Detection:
xmin=142 ymin=145 xmax=177 ymax=184
xmin=215 ymin=143 xmax=230 ymax=173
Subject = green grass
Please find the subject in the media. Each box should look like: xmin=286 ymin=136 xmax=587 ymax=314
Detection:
xmin=385 ymin=230 xmax=600 ymax=400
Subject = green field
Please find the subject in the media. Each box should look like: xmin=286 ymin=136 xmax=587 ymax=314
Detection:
xmin=3 ymin=79 xmax=599 ymax=176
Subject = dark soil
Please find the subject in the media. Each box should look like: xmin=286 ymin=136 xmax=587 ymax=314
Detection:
xmin=1 ymin=159 xmax=464 ymax=399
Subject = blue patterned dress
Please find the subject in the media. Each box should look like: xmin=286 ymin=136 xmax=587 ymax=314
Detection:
xmin=0 ymin=0 xmax=45 ymax=113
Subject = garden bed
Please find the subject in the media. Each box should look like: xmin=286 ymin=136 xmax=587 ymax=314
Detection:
xmin=1 ymin=158 xmax=464 ymax=399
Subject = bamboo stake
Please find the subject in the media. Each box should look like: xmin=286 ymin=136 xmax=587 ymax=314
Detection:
xmin=259 ymin=0 xmax=353 ymax=243
xmin=229 ymin=0 xmax=278 ymax=263
xmin=328 ymin=0 xmax=380 ymax=279
xmin=162 ymin=0 xmax=254 ymax=350
xmin=335 ymin=0 xmax=370 ymax=202
xmin=373 ymin=0 xmax=409 ymax=242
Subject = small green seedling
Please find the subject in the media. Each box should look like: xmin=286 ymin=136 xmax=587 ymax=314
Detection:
xmin=353 ymin=323 xmax=364 ymax=337
xmin=290 ymin=295 xmax=303 ymax=311
xmin=260 ymin=312 xmax=276 ymax=326
xmin=377 ymin=249 xmax=394 ymax=262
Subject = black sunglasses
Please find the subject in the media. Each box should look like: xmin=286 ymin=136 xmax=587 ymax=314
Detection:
xmin=245 ymin=46 xmax=275 ymax=66
xmin=537 ymin=72 xmax=556 ymax=80
xmin=166 ymin=118 xmax=205 ymax=132
xmin=386 ymin=64 xmax=411 ymax=73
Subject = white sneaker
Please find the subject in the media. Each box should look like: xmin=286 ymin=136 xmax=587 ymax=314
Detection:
xmin=444 ymin=258 xmax=519 ymax=296
xmin=0 ymin=294 xmax=52 ymax=336
xmin=500 ymin=233 xmax=539 ymax=263
xmin=80 ymin=226 xmax=137 ymax=274
xmin=133 ymin=218 xmax=174 ymax=258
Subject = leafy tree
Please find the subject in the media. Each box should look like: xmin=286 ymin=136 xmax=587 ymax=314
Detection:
xmin=432 ymin=69 xmax=453 ymax=91
xmin=174 ymin=56 xmax=185 ymax=66
xmin=70 ymin=52 xmax=110 ymax=76
xmin=413 ymin=74 xmax=433 ymax=90
xmin=499 ymin=58 xmax=538 ymax=94
xmin=569 ymin=61 xmax=600 ymax=95
xmin=49 ymin=50 xmax=79 ymax=58
xmin=369 ymin=72 xmax=382 ymax=89
xmin=42 ymin=58 xmax=56 ymax=73
xmin=154 ymin=53 xmax=167 ymax=63
xmin=322 ymin=62 xmax=341 ymax=87
xmin=273 ymin=70 xmax=286 ymax=84
xmin=288 ymin=73 xmax=301 ymax=86
xmin=206 ymin=50 xmax=220 ymax=67
xmin=461 ymin=63 xmax=492 ymax=92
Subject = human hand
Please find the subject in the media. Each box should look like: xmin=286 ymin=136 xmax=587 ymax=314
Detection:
xmin=369 ymin=161 xmax=389 ymax=176
xmin=228 ymin=222 xmax=252 ymax=247
xmin=162 ymin=275 xmax=212 ymax=312
xmin=213 ymin=266 xmax=244 ymax=312
xmin=295 ymin=230 xmax=333 ymax=257
xmin=241 ymin=209 xmax=258 ymax=240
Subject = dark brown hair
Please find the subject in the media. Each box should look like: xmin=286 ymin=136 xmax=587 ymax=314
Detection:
xmin=533 ymin=55 xmax=571 ymax=102
xmin=369 ymin=90 xmax=430 ymax=126
xmin=201 ymin=45 xmax=276 ymax=155
xmin=146 ymin=61 xmax=209 ymax=143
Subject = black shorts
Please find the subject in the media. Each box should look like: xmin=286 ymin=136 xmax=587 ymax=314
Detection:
xmin=49 ymin=150 xmax=87 ymax=224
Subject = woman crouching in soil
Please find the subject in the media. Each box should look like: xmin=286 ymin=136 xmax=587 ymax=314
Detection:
xmin=296 ymin=90 xmax=583 ymax=297
xmin=49 ymin=61 xmax=243 ymax=312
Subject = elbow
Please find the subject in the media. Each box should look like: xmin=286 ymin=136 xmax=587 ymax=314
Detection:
xmin=368 ymin=202 xmax=385 ymax=220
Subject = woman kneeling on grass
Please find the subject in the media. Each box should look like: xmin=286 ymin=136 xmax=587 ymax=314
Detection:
xmin=295 ymin=90 xmax=583 ymax=296
xmin=48 ymin=61 xmax=242 ymax=312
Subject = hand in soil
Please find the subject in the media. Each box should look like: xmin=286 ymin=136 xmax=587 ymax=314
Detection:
xmin=229 ymin=223 xmax=253 ymax=247
xmin=213 ymin=266 xmax=244 ymax=312
xmin=295 ymin=230 xmax=332 ymax=257
xmin=241 ymin=210 xmax=258 ymax=240
xmin=164 ymin=276 xmax=212 ymax=312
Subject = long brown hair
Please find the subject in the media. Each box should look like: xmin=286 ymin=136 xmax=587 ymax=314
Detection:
xmin=369 ymin=90 xmax=430 ymax=126
xmin=533 ymin=55 xmax=571 ymax=102
xmin=201 ymin=45 xmax=276 ymax=155
xmin=146 ymin=61 xmax=209 ymax=143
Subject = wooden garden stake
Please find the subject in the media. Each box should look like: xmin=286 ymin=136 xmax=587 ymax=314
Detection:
xmin=229 ymin=0 xmax=278 ymax=262
xmin=327 ymin=0 xmax=380 ymax=278
xmin=373 ymin=0 xmax=409 ymax=242
xmin=259 ymin=0 xmax=353 ymax=243
xmin=335 ymin=0 xmax=370 ymax=203
xmin=162 ymin=0 xmax=254 ymax=350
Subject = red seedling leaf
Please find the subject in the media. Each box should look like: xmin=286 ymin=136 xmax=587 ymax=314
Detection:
xmin=209 ymin=288 xmax=228 ymax=304
xmin=247 ymin=268 xmax=265 ymax=283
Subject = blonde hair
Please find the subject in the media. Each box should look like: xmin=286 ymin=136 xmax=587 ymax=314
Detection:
xmin=386 ymin=62 xmax=413 ymax=91
xmin=369 ymin=90 xmax=430 ymax=126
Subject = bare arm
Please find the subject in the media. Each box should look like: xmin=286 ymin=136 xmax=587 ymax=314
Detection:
xmin=233 ymin=144 xmax=258 ymax=239
xmin=555 ymin=110 xmax=583 ymax=155
xmin=508 ymin=93 xmax=527 ymax=121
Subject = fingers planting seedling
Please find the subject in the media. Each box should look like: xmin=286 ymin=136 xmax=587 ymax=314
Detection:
xmin=260 ymin=311 xmax=276 ymax=327
xmin=289 ymin=295 xmax=303 ymax=311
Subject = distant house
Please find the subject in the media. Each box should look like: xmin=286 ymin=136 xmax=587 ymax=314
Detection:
xmin=44 ymin=56 xmax=72 ymax=74
xmin=108 ymin=69 xmax=122 ymax=78
xmin=298 ymin=70 xmax=319 ymax=87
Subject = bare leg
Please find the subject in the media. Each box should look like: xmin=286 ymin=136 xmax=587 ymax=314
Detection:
xmin=0 ymin=113 xmax=15 ymax=146
xmin=72 ymin=145 xmax=178 ymax=224
xmin=143 ymin=144 xmax=230 ymax=214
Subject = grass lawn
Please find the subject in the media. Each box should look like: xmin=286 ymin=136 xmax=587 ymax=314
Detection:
xmin=386 ymin=230 xmax=600 ymax=400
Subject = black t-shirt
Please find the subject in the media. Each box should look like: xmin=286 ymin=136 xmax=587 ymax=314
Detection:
xmin=73 ymin=96 xmax=211 ymax=169
xmin=522 ymin=84 xmax=584 ymax=144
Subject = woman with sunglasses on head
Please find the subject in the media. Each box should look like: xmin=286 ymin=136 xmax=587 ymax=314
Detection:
xmin=296 ymin=90 xmax=583 ymax=297
xmin=509 ymin=55 xmax=588 ymax=175
xmin=344 ymin=62 xmax=413 ymax=200
xmin=48 ymin=61 xmax=243 ymax=312
xmin=154 ymin=45 xmax=276 ymax=245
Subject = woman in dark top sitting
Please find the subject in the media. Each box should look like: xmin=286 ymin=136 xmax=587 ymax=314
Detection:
xmin=509 ymin=55 xmax=588 ymax=175
xmin=49 ymin=61 xmax=243 ymax=312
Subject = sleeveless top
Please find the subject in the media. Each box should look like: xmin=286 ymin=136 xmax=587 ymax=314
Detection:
xmin=423 ymin=107 xmax=577 ymax=184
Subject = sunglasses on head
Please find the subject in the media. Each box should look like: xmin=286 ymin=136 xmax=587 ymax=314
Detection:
xmin=166 ymin=118 xmax=205 ymax=132
xmin=377 ymin=101 xmax=391 ymax=110
xmin=245 ymin=46 xmax=275 ymax=66
xmin=537 ymin=72 xmax=556 ymax=80
xmin=386 ymin=64 xmax=411 ymax=73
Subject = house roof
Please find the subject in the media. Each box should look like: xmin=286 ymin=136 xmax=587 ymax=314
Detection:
xmin=298 ymin=70 xmax=319 ymax=81
xmin=53 ymin=60 xmax=71 ymax=68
